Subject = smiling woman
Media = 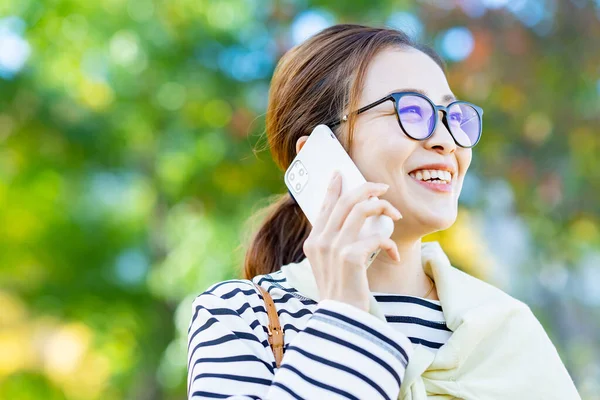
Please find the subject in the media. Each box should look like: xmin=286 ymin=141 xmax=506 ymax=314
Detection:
xmin=186 ymin=24 xmax=581 ymax=399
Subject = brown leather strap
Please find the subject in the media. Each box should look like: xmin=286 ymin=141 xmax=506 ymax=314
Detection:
xmin=253 ymin=282 xmax=285 ymax=368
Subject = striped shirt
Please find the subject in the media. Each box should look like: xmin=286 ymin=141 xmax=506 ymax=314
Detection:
xmin=372 ymin=293 xmax=451 ymax=350
xmin=187 ymin=269 xmax=452 ymax=399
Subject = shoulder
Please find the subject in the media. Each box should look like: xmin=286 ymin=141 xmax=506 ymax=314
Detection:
xmin=197 ymin=269 xmax=292 ymax=296
xmin=190 ymin=270 xmax=317 ymax=323
xmin=191 ymin=278 xmax=260 ymax=314
xmin=188 ymin=278 xmax=268 ymax=341
xmin=444 ymin=263 xmax=530 ymax=317
xmin=193 ymin=269 xmax=294 ymax=304
xmin=252 ymin=270 xmax=317 ymax=306
xmin=424 ymin=241 xmax=528 ymax=311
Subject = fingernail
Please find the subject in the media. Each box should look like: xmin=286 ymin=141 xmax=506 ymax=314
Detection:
xmin=378 ymin=183 xmax=389 ymax=191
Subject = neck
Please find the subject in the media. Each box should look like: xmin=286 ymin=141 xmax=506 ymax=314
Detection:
xmin=366 ymin=238 xmax=438 ymax=300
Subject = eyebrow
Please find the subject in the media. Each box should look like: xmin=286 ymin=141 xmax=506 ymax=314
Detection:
xmin=387 ymin=88 xmax=457 ymax=103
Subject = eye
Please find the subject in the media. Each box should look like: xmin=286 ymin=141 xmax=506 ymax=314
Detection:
xmin=449 ymin=112 xmax=463 ymax=124
xmin=398 ymin=106 xmax=424 ymax=122
xmin=400 ymin=106 xmax=422 ymax=115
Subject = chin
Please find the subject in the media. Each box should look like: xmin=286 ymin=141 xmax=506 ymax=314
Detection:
xmin=411 ymin=207 xmax=457 ymax=234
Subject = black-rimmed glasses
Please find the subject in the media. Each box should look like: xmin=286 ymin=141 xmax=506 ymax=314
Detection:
xmin=329 ymin=91 xmax=484 ymax=148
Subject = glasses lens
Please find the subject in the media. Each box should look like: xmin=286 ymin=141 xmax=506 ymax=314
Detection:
xmin=447 ymin=103 xmax=481 ymax=147
xmin=396 ymin=95 xmax=435 ymax=139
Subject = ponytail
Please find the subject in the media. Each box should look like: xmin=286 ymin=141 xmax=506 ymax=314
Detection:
xmin=242 ymin=192 xmax=311 ymax=279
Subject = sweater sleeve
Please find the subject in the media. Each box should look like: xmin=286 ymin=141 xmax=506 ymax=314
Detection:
xmin=187 ymin=283 xmax=414 ymax=400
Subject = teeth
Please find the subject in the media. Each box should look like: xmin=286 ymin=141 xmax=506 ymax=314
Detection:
xmin=409 ymin=169 xmax=453 ymax=184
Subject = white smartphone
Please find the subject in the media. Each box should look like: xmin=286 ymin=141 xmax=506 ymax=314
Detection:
xmin=284 ymin=124 xmax=395 ymax=267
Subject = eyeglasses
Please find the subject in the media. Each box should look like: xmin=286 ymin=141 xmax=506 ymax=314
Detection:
xmin=329 ymin=91 xmax=484 ymax=148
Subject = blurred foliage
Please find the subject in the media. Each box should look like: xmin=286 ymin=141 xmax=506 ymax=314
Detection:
xmin=0 ymin=0 xmax=599 ymax=399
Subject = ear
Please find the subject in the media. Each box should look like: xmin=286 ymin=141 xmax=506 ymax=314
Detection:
xmin=295 ymin=136 xmax=308 ymax=155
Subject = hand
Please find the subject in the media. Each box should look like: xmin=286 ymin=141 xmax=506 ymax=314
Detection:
xmin=302 ymin=171 xmax=403 ymax=312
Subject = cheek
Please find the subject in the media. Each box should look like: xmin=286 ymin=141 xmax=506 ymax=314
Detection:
xmin=381 ymin=134 xmax=416 ymax=171
xmin=350 ymin=117 xmax=417 ymax=181
xmin=356 ymin=135 xmax=414 ymax=181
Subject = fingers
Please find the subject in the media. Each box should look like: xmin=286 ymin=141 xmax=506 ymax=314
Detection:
xmin=341 ymin=197 xmax=402 ymax=239
xmin=323 ymin=181 xmax=392 ymax=235
xmin=375 ymin=237 xmax=401 ymax=262
xmin=339 ymin=235 xmax=400 ymax=265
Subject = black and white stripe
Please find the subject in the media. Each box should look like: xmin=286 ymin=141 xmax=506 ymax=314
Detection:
xmin=373 ymin=293 xmax=452 ymax=350
xmin=187 ymin=270 xmax=451 ymax=399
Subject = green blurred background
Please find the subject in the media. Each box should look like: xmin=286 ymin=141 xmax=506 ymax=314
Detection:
xmin=1 ymin=0 xmax=599 ymax=399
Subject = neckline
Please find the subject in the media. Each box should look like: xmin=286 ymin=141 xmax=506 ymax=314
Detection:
xmin=371 ymin=292 xmax=442 ymax=304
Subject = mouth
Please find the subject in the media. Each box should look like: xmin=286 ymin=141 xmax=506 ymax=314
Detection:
xmin=408 ymin=169 xmax=454 ymax=193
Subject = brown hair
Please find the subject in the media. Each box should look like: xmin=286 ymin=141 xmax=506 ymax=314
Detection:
xmin=243 ymin=24 xmax=445 ymax=279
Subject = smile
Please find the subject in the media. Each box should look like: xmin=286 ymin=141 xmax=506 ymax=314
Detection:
xmin=408 ymin=169 xmax=453 ymax=193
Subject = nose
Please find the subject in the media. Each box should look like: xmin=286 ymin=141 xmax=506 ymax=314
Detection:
xmin=423 ymin=110 xmax=457 ymax=154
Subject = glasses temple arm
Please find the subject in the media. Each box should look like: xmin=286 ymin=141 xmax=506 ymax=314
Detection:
xmin=328 ymin=95 xmax=394 ymax=128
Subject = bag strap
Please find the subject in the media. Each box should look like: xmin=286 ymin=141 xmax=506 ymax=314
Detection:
xmin=252 ymin=282 xmax=285 ymax=368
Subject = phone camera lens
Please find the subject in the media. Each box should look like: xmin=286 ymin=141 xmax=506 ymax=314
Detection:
xmin=299 ymin=169 xmax=304 ymax=176
xmin=290 ymin=173 xmax=295 ymax=180
xmin=296 ymin=183 xmax=301 ymax=191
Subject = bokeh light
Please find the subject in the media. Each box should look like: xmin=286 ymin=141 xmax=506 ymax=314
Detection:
xmin=481 ymin=0 xmax=510 ymax=9
xmin=290 ymin=9 xmax=335 ymax=46
xmin=459 ymin=0 xmax=487 ymax=18
xmin=439 ymin=26 xmax=474 ymax=62
xmin=114 ymin=249 xmax=149 ymax=286
xmin=386 ymin=11 xmax=424 ymax=40
xmin=0 ymin=17 xmax=30 ymax=79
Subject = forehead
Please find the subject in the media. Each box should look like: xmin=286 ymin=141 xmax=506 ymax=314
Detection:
xmin=361 ymin=47 xmax=454 ymax=105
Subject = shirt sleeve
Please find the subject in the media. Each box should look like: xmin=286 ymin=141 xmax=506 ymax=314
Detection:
xmin=187 ymin=285 xmax=414 ymax=400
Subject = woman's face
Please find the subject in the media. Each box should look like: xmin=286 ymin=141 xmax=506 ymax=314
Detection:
xmin=348 ymin=47 xmax=472 ymax=240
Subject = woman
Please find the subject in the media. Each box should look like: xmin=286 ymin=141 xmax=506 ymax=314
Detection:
xmin=187 ymin=24 xmax=580 ymax=399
